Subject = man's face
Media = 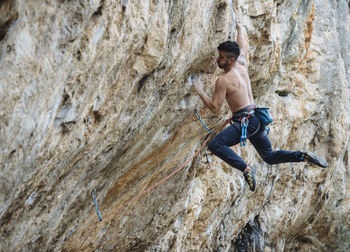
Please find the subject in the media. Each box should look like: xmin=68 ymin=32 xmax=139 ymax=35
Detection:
xmin=217 ymin=51 xmax=229 ymax=69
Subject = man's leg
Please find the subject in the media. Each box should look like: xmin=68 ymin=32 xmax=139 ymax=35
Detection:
xmin=249 ymin=129 xmax=304 ymax=165
xmin=249 ymin=130 xmax=328 ymax=167
xmin=208 ymin=121 xmax=257 ymax=192
xmin=208 ymin=123 xmax=247 ymax=171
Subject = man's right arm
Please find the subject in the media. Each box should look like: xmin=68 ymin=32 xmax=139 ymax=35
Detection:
xmin=193 ymin=78 xmax=226 ymax=114
xmin=236 ymin=20 xmax=249 ymax=67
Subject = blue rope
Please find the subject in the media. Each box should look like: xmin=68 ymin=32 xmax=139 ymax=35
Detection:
xmin=194 ymin=109 xmax=215 ymax=135
xmin=92 ymin=190 xmax=103 ymax=222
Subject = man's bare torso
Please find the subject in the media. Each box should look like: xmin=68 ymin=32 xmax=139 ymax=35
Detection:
xmin=193 ymin=22 xmax=253 ymax=115
xmin=219 ymin=62 xmax=254 ymax=113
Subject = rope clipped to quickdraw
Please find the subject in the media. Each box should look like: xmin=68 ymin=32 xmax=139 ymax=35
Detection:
xmin=92 ymin=189 xmax=103 ymax=222
xmin=194 ymin=109 xmax=215 ymax=135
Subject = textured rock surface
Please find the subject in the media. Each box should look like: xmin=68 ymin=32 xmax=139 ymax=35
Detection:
xmin=0 ymin=0 xmax=349 ymax=251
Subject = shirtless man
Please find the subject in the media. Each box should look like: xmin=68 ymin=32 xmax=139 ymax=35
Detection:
xmin=193 ymin=21 xmax=328 ymax=192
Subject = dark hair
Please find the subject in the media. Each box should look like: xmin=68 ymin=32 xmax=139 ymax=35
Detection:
xmin=217 ymin=41 xmax=240 ymax=59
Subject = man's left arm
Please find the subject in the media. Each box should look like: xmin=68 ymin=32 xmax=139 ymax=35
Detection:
xmin=236 ymin=20 xmax=249 ymax=68
xmin=193 ymin=78 xmax=226 ymax=114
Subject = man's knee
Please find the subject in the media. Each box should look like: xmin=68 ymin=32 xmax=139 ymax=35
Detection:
xmin=264 ymin=159 xmax=275 ymax=165
xmin=262 ymin=155 xmax=275 ymax=165
xmin=208 ymin=139 xmax=220 ymax=154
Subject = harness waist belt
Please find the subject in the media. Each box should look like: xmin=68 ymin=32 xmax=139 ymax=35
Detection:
xmin=231 ymin=105 xmax=255 ymax=122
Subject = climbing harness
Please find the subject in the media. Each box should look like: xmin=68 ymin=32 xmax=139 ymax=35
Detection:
xmin=194 ymin=109 xmax=215 ymax=135
xmin=92 ymin=189 xmax=103 ymax=222
xmin=236 ymin=105 xmax=255 ymax=147
xmin=235 ymin=105 xmax=275 ymax=146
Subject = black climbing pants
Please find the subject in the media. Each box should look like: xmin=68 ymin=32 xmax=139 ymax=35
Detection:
xmin=208 ymin=112 xmax=303 ymax=172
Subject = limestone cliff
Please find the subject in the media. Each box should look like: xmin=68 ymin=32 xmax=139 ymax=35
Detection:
xmin=1 ymin=0 xmax=349 ymax=251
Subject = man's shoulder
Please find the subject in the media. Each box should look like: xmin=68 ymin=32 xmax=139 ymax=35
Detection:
xmin=216 ymin=75 xmax=230 ymax=87
xmin=220 ymin=71 xmax=239 ymax=84
xmin=216 ymin=75 xmax=225 ymax=83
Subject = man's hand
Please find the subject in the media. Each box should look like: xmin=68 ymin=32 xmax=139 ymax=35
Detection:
xmin=236 ymin=19 xmax=242 ymax=30
xmin=192 ymin=77 xmax=226 ymax=114
xmin=193 ymin=78 xmax=204 ymax=93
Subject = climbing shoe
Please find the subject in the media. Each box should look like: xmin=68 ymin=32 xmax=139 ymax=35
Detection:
xmin=301 ymin=151 xmax=328 ymax=168
xmin=243 ymin=167 xmax=256 ymax=192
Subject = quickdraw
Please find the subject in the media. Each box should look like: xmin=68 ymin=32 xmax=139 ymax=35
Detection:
xmin=194 ymin=109 xmax=215 ymax=135
xmin=240 ymin=117 xmax=249 ymax=146
xmin=239 ymin=105 xmax=255 ymax=146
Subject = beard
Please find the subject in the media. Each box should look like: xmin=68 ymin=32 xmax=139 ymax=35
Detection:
xmin=217 ymin=60 xmax=228 ymax=69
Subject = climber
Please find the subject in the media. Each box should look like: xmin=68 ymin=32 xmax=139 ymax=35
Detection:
xmin=192 ymin=20 xmax=328 ymax=192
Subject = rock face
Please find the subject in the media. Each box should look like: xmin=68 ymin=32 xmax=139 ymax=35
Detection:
xmin=1 ymin=0 xmax=349 ymax=251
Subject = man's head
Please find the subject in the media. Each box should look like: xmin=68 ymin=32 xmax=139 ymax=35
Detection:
xmin=216 ymin=41 xmax=240 ymax=69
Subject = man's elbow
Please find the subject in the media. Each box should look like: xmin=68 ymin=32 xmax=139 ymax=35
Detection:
xmin=210 ymin=106 xmax=220 ymax=114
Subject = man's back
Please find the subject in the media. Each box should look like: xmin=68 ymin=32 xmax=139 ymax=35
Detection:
xmin=219 ymin=62 xmax=254 ymax=113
